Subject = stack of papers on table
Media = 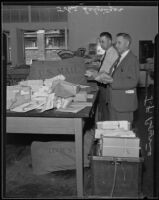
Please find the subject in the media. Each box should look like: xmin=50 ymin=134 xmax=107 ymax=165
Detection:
xmin=8 ymin=86 xmax=31 ymax=110
xmin=44 ymin=74 xmax=65 ymax=87
xmin=73 ymin=91 xmax=87 ymax=102
xmin=19 ymin=80 xmax=44 ymax=93
xmin=53 ymin=81 xmax=79 ymax=98
xmin=11 ymin=98 xmax=46 ymax=112
xmin=7 ymin=73 xmax=93 ymax=113
xmin=7 ymin=85 xmax=22 ymax=109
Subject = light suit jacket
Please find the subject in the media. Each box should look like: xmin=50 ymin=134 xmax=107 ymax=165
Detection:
xmin=109 ymin=50 xmax=140 ymax=112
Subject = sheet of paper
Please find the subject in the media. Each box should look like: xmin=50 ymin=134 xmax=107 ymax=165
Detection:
xmin=57 ymin=105 xmax=86 ymax=113
xmin=10 ymin=100 xmax=45 ymax=112
xmin=87 ymin=94 xmax=94 ymax=99
xmin=71 ymin=102 xmax=92 ymax=107
xmin=57 ymin=102 xmax=92 ymax=113
xmin=79 ymin=85 xmax=90 ymax=88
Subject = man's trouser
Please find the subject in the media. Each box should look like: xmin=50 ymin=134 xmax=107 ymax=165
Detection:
xmin=98 ymin=83 xmax=110 ymax=121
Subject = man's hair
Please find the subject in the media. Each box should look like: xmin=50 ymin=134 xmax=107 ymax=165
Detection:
xmin=116 ymin=33 xmax=132 ymax=46
xmin=100 ymin=32 xmax=112 ymax=41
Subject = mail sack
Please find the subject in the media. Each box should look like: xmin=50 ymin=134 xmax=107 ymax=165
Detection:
xmin=31 ymin=130 xmax=94 ymax=174
xmin=28 ymin=57 xmax=88 ymax=85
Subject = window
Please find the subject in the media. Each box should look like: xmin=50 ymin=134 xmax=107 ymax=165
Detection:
xmin=24 ymin=31 xmax=38 ymax=65
xmin=2 ymin=5 xmax=29 ymax=23
xmin=45 ymin=29 xmax=66 ymax=49
xmin=2 ymin=5 xmax=68 ymax=23
xmin=8 ymin=35 xmax=11 ymax=62
xmin=31 ymin=6 xmax=68 ymax=22
xmin=24 ymin=31 xmax=38 ymax=49
xmin=3 ymin=31 xmax=12 ymax=64
xmin=24 ymin=29 xmax=68 ymax=64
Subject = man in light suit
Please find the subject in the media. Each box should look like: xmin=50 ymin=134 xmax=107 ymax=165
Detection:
xmin=108 ymin=33 xmax=140 ymax=123
xmin=91 ymin=32 xmax=119 ymax=121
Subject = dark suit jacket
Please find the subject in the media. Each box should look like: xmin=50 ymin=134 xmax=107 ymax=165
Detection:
xmin=109 ymin=50 xmax=140 ymax=112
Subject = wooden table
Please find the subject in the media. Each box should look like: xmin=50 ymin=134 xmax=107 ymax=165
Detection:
xmin=6 ymin=91 xmax=99 ymax=197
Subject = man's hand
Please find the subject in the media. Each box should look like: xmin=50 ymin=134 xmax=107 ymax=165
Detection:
xmin=95 ymin=72 xmax=113 ymax=84
xmin=85 ymin=69 xmax=98 ymax=78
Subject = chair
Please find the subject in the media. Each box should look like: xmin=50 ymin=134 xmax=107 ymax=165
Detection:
xmin=75 ymin=48 xmax=86 ymax=57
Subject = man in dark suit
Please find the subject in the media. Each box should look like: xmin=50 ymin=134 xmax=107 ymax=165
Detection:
xmin=108 ymin=33 xmax=140 ymax=123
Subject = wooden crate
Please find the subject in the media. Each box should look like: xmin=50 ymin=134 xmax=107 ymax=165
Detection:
xmin=90 ymin=144 xmax=143 ymax=197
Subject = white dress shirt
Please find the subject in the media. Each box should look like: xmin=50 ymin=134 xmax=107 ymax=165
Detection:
xmin=100 ymin=46 xmax=119 ymax=74
xmin=117 ymin=49 xmax=130 ymax=67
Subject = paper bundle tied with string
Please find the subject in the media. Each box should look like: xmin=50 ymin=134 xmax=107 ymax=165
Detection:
xmin=53 ymin=81 xmax=80 ymax=98
xmin=95 ymin=72 xmax=113 ymax=84
xmin=7 ymin=85 xmax=31 ymax=110
xmin=7 ymin=85 xmax=21 ymax=110
xmin=19 ymin=80 xmax=44 ymax=93
xmin=100 ymin=136 xmax=140 ymax=158
xmin=44 ymin=74 xmax=65 ymax=87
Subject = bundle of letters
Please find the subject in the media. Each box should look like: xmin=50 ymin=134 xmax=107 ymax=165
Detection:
xmin=95 ymin=121 xmax=140 ymax=158
xmin=7 ymin=74 xmax=82 ymax=112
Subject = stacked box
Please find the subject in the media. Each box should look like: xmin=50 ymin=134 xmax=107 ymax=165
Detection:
xmin=97 ymin=121 xmax=131 ymax=130
xmin=95 ymin=121 xmax=140 ymax=158
xmin=101 ymin=136 xmax=140 ymax=158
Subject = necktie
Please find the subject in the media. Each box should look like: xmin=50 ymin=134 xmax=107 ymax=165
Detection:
xmin=109 ymin=55 xmax=121 ymax=76
xmin=98 ymin=52 xmax=106 ymax=72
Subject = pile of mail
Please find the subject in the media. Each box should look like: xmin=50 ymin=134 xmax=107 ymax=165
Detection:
xmin=95 ymin=121 xmax=133 ymax=138
xmin=85 ymin=69 xmax=113 ymax=83
xmin=7 ymin=85 xmax=31 ymax=110
xmin=95 ymin=121 xmax=140 ymax=158
xmin=7 ymin=74 xmax=81 ymax=112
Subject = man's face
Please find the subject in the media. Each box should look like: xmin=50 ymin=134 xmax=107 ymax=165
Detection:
xmin=99 ymin=36 xmax=111 ymax=50
xmin=115 ymin=36 xmax=129 ymax=54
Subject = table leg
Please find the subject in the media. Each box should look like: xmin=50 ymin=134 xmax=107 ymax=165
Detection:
xmin=74 ymin=118 xmax=83 ymax=197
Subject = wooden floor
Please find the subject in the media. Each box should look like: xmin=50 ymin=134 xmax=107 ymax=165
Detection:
xmin=4 ymin=87 xmax=154 ymax=198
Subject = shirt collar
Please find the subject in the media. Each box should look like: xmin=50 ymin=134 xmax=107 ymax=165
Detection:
xmin=106 ymin=45 xmax=113 ymax=52
xmin=120 ymin=49 xmax=130 ymax=59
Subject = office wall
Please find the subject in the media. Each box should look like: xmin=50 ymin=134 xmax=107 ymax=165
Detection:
xmin=68 ymin=6 xmax=158 ymax=58
xmin=3 ymin=6 xmax=158 ymax=66
xmin=3 ymin=22 xmax=67 ymax=66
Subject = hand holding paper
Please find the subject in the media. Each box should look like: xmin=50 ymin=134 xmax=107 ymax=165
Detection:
xmin=85 ymin=69 xmax=98 ymax=78
xmin=95 ymin=72 xmax=113 ymax=84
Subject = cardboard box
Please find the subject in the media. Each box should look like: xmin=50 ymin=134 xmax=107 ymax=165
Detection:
xmin=101 ymin=136 xmax=140 ymax=158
